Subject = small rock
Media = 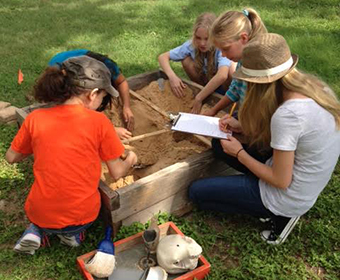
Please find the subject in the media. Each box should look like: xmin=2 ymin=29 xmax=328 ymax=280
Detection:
xmin=0 ymin=101 xmax=11 ymax=110
xmin=0 ymin=106 xmax=18 ymax=124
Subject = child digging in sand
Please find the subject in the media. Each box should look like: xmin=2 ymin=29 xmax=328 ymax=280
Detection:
xmin=6 ymin=56 xmax=137 ymax=254
xmin=49 ymin=49 xmax=134 ymax=139
xmin=158 ymin=12 xmax=236 ymax=114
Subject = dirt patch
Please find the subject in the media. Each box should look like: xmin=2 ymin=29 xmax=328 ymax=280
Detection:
xmin=105 ymin=97 xmax=167 ymax=137
xmin=101 ymin=131 xmax=207 ymax=190
xmin=135 ymin=80 xmax=225 ymax=117
xmin=101 ymin=79 xmax=225 ymax=191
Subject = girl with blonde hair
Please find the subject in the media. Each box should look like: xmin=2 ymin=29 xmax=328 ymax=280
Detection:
xmin=206 ymin=8 xmax=271 ymax=174
xmin=158 ymin=12 xmax=236 ymax=113
xmin=190 ymin=33 xmax=340 ymax=245
xmin=204 ymin=8 xmax=267 ymax=116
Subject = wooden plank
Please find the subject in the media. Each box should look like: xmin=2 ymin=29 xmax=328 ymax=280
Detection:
xmin=122 ymin=129 xmax=169 ymax=144
xmin=127 ymin=70 xmax=167 ymax=91
xmin=122 ymin=188 xmax=193 ymax=226
xmin=111 ymin=150 xmax=219 ymax=222
xmin=98 ymin=180 xmax=120 ymax=211
xmin=112 ymin=153 xmax=237 ymax=223
xmin=16 ymin=103 xmax=55 ymax=126
xmin=129 ymin=89 xmax=169 ymax=119
xmin=120 ymin=159 xmax=238 ymax=226
xmin=15 ymin=108 xmax=28 ymax=126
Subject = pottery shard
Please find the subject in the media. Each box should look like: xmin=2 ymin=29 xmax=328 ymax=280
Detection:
xmin=0 ymin=106 xmax=18 ymax=124
xmin=0 ymin=101 xmax=11 ymax=110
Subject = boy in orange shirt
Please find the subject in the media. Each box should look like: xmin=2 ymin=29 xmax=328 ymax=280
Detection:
xmin=6 ymin=56 xmax=137 ymax=254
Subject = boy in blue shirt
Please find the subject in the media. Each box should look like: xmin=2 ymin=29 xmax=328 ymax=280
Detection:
xmin=49 ymin=49 xmax=134 ymax=139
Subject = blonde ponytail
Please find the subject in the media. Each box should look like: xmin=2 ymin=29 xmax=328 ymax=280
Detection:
xmin=211 ymin=8 xmax=267 ymax=44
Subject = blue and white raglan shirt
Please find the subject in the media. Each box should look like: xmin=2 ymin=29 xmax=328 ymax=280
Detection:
xmin=169 ymin=40 xmax=232 ymax=74
xmin=225 ymin=62 xmax=247 ymax=104
xmin=48 ymin=49 xmax=121 ymax=83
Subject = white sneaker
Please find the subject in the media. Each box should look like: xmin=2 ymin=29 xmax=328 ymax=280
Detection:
xmin=57 ymin=234 xmax=81 ymax=247
xmin=14 ymin=224 xmax=42 ymax=255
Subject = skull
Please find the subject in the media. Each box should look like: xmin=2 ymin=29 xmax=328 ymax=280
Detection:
xmin=156 ymin=234 xmax=202 ymax=274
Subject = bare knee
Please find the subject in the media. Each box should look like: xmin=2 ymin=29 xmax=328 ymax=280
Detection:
xmin=181 ymin=57 xmax=202 ymax=84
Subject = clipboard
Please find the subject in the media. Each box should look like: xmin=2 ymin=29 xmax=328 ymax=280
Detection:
xmin=171 ymin=112 xmax=232 ymax=139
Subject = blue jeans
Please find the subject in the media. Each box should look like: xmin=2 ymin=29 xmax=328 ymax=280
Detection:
xmin=189 ymin=174 xmax=273 ymax=217
xmin=40 ymin=222 xmax=93 ymax=235
xmin=211 ymin=139 xmax=272 ymax=174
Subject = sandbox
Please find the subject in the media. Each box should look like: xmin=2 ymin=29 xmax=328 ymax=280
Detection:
xmin=16 ymin=70 xmax=235 ymax=235
xmin=102 ymin=78 xmax=220 ymax=191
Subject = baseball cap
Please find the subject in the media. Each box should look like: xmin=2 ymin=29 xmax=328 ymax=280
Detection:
xmin=62 ymin=56 xmax=119 ymax=97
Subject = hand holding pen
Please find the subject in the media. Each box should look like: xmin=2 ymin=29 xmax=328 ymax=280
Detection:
xmin=219 ymin=103 xmax=242 ymax=133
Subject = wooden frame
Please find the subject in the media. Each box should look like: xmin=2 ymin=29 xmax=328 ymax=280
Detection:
xmin=16 ymin=70 xmax=235 ymax=235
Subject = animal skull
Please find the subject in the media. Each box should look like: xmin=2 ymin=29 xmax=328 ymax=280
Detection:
xmin=156 ymin=234 xmax=202 ymax=274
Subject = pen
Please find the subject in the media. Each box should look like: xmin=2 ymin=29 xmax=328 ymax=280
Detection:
xmin=224 ymin=102 xmax=237 ymax=131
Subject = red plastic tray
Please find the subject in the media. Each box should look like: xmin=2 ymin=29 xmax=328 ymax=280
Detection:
xmin=77 ymin=222 xmax=210 ymax=280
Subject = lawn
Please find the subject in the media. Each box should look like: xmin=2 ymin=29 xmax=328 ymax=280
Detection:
xmin=0 ymin=0 xmax=339 ymax=279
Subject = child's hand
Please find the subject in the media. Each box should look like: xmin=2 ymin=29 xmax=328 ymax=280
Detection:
xmin=123 ymin=106 xmax=134 ymax=131
xmin=191 ymin=98 xmax=202 ymax=114
xmin=126 ymin=151 xmax=138 ymax=166
xmin=219 ymin=115 xmax=242 ymax=133
xmin=202 ymin=108 xmax=216 ymax=116
xmin=220 ymin=136 xmax=243 ymax=157
xmin=116 ymin=127 xmax=132 ymax=140
xmin=169 ymin=76 xmax=186 ymax=98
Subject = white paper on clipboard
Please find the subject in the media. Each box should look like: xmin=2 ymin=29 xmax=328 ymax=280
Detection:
xmin=171 ymin=112 xmax=232 ymax=139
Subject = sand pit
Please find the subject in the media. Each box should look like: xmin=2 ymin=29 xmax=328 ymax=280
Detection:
xmin=101 ymin=131 xmax=207 ymax=190
xmin=101 ymin=79 xmax=225 ymax=191
xmin=105 ymin=97 xmax=167 ymax=136
xmin=135 ymin=80 xmax=225 ymax=116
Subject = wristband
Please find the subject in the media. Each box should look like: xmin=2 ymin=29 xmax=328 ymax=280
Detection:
xmin=236 ymin=148 xmax=244 ymax=159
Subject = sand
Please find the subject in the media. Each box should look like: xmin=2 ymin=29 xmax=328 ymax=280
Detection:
xmin=102 ymin=80 xmax=225 ymax=190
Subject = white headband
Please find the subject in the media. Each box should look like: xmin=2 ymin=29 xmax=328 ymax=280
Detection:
xmin=241 ymin=57 xmax=293 ymax=77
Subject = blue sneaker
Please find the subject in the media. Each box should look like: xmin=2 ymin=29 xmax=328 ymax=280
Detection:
xmin=14 ymin=223 xmax=42 ymax=255
xmin=57 ymin=231 xmax=85 ymax=247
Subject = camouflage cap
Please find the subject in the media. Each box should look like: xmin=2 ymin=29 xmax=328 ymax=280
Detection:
xmin=62 ymin=56 xmax=119 ymax=97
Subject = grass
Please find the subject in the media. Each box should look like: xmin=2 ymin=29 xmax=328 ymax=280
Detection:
xmin=0 ymin=0 xmax=339 ymax=279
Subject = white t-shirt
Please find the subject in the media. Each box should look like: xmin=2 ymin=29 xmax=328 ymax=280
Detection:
xmin=259 ymin=98 xmax=340 ymax=217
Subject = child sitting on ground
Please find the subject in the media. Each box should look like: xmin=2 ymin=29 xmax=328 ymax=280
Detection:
xmin=49 ymin=49 xmax=134 ymax=139
xmin=158 ymin=12 xmax=236 ymax=114
xmin=6 ymin=56 xmax=137 ymax=254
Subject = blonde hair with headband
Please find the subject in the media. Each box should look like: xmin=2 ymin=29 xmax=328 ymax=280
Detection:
xmin=211 ymin=8 xmax=267 ymax=44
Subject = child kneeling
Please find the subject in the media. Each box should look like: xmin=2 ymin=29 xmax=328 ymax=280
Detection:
xmin=6 ymin=56 xmax=137 ymax=254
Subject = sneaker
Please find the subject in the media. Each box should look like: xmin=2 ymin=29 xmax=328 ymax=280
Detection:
xmin=57 ymin=231 xmax=85 ymax=247
xmin=261 ymin=216 xmax=300 ymax=245
xmin=14 ymin=223 xmax=42 ymax=255
xmin=259 ymin=217 xmax=271 ymax=223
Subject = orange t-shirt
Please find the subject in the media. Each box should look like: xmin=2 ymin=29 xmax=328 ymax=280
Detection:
xmin=11 ymin=104 xmax=124 ymax=229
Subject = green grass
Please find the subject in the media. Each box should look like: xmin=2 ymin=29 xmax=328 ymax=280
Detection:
xmin=0 ymin=0 xmax=339 ymax=279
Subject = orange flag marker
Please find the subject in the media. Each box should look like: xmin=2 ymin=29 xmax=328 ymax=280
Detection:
xmin=18 ymin=69 xmax=24 ymax=85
